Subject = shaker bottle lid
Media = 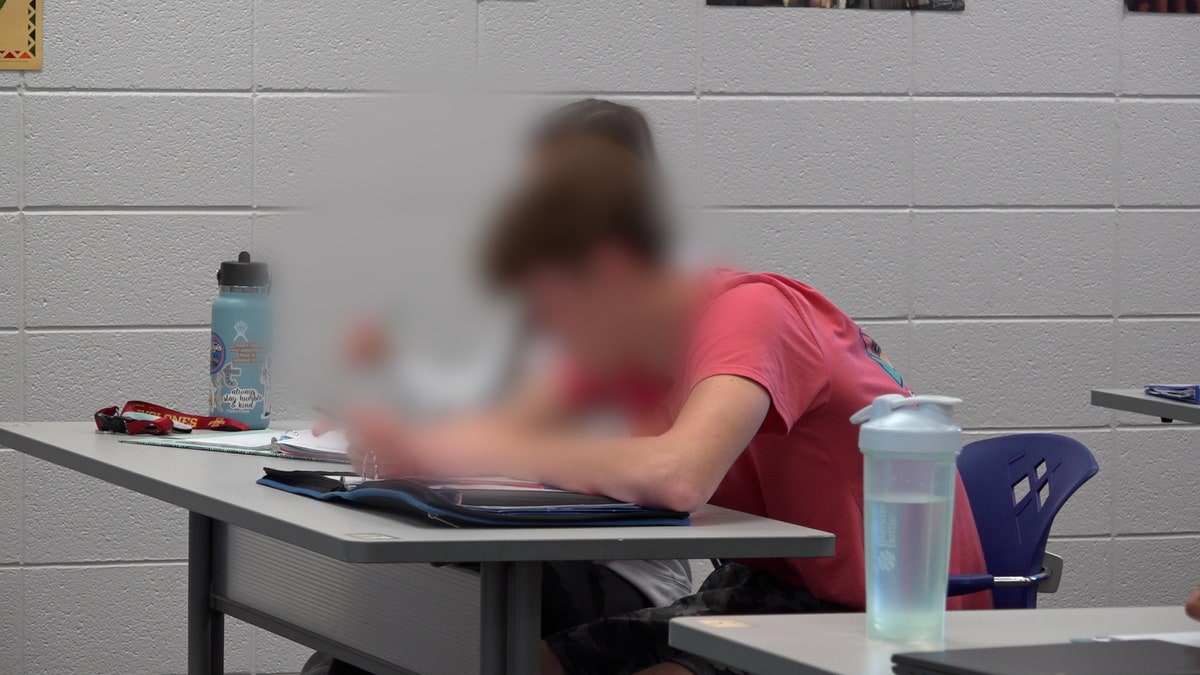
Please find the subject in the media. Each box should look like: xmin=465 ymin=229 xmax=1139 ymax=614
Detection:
xmin=218 ymin=251 xmax=269 ymax=287
xmin=851 ymin=394 xmax=963 ymax=455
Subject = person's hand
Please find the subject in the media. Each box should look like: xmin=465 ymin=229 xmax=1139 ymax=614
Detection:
xmin=317 ymin=407 xmax=523 ymax=479
xmin=340 ymin=316 xmax=392 ymax=371
xmin=1187 ymin=588 xmax=1200 ymax=621
xmin=339 ymin=408 xmax=422 ymax=478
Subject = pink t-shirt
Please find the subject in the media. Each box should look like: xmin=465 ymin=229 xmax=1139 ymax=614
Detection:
xmin=566 ymin=270 xmax=991 ymax=611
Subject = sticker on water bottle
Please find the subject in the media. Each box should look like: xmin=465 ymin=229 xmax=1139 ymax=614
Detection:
xmin=209 ymin=332 xmax=226 ymax=375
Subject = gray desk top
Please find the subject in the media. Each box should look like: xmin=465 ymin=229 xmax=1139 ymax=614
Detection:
xmin=1092 ymin=388 xmax=1200 ymax=425
xmin=671 ymin=606 xmax=1198 ymax=675
xmin=0 ymin=422 xmax=834 ymax=564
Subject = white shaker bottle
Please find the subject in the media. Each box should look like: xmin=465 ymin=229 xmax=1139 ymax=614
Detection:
xmin=851 ymin=394 xmax=963 ymax=644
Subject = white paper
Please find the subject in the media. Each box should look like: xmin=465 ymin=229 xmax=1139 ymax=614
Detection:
xmin=277 ymin=429 xmax=350 ymax=456
xmin=185 ymin=431 xmax=279 ymax=449
xmin=1111 ymin=632 xmax=1200 ymax=647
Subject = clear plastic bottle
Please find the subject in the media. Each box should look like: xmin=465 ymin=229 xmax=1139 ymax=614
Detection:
xmin=851 ymin=394 xmax=963 ymax=645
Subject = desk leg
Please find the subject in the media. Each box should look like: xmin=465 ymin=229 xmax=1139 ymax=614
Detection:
xmin=506 ymin=561 xmax=543 ymax=675
xmin=480 ymin=562 xmax=509 ymax=675
xmin=188 ymin=512 xmax=224 ymax=675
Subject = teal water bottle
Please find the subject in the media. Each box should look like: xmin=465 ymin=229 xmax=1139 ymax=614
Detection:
xmin=209 ymin=251 xmax=272 ymax=429
xmin=851 ymin=394 xmax=963 ymax=645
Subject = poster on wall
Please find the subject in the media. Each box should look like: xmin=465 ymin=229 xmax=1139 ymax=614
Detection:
xmin=1126 ymin=0 xmax=1199 ymax=12
xmin=707 ymin=0 xmax=964 ymax=9
xmin=0 ymin=0 xmax=40 ymax=70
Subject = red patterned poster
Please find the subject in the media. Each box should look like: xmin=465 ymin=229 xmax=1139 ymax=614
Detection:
xmin=707 ymin=0 xmax=963 ymax=8
xmin=1127 ymin=0 xmax=1200 ymax=12
xmin=0 ymin=0 xmax=40 ymax=70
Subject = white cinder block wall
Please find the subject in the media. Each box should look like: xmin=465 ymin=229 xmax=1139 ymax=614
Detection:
xmin=2 ymin=0 xmax=1200 ymax=672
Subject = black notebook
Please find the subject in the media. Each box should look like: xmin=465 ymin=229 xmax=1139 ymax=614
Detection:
xmin=893 ymin=639 xmax=1200 ymax=675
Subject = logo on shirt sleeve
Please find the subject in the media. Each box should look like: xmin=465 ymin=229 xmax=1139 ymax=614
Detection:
xmin=860 ymin=329 xmax=912 ymax=394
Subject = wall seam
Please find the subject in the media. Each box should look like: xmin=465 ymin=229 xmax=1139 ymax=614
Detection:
xmin=16 ymin=72 xmax=28 ymax=670
xmin=1108 ymin=2 xmax=1126 ymax=607
xmin=905 ymin=8 xmax=915 ymax=331
xmin=16 ymin=87 xmax=1200 ymax=101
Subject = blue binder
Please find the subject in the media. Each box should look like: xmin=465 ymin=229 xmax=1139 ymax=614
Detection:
xmin=258 ymin=468 xmax=691 ymax=527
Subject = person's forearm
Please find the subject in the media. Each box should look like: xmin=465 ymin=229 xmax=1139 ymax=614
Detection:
xmin=502 ymin=430 xmax=716 ymax=512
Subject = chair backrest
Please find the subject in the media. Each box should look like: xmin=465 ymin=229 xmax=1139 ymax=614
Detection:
xmin=957 ymin=434 xmax=1099 ymax=609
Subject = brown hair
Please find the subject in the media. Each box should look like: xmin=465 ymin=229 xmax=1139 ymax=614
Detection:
xmin=531 ymin=99 xmax=659 ymax=167
xmin=483 ymin=136 xmax=670 ymax=289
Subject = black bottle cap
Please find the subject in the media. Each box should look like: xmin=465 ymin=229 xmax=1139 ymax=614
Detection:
xmin=217 ymin=251 xmax=270 ymax=287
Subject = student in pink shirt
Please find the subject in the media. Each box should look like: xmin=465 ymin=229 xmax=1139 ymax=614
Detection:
xmin=326 ymin=106 xmax=989 ymax=675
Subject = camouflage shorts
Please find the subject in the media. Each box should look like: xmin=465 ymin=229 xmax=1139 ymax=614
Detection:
xmin=546 ymin=562 xmax=852 ymax=675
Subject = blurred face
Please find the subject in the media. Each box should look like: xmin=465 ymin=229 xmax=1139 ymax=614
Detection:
xmin=518 ymin=247 xmax=652 ymax=373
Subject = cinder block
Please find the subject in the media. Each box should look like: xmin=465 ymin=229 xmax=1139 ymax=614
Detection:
xmin=1113 ymin=536 xmax=1200 ymax=606
xmin=255 ymin=0 xmax=476 ymax=91
xmin=255 ymin=96 xmax=350 ymax=207
xmin=1120 ymin=101 xmax=1200 ymax=207
xmin=963 ymin=429 xmax=1113 ymax=538
xmin=0 ymin=213 xmax=19 ymax=326
xmin=1038 ymin=538 xmax=1112 ymax=608
xmin=856 ymin=321 xmax=911 ymax=381
xmin=1115 ymin=320 xmax=1200 ymax=399
xmin=912 ymin=211 xmax=1115 ymax=317
xmin=19 ymin=564 xmax=258 ymax=674
xmin=252 ymin=212 xmax=293 ymax=264
xmin=908 ymin=320 xmax=1112 ymax=428
xmin=256 ymin=94 xmax=509 ymax=210
xmin=612 ymin=96 xmax=698 ymax=205
xmin=1122 ymin=12 xmax=1200 ymax=95
xmin=0 ymin=451 xmax=21 ymax=562
xmin=466 ymin=94 xmax=698 ymax=204
xmin=23 ymin=564 xmax=188 ymax=674
xmin=479 ymin=0 xmax=698 ymax=93
xmin=1114 ymin=427 xmax=1200 ymax=534
xmin=0 ymin=569 xmax=22 ymax=674
xmin=700 ymin=99 xmax=911 ymax=207
xmin=253 ymin=626 xmax=314 ymax=674
xmin=0 ymin=93 xmax=18 ymax=207
xmin=24 ymin=214 xmax=251 ymax=327
xmin=695 ymin=210 xmax=910 ymax=318
xmin=702 ymin=7 xmax=910 ymax=94
xmin=256 ymin=95 xmax=455 ymax=209
xmin=24 ymin=94 xmax=252 ymax=206
xmin=224 ymin=617 xmax=280 ymax=674
xmin=22 ymin=456 xmax=186 ymax=562
xmin=24 ymin=330 xmax=208 ymax=420
xmin=914 ymin=100 xmax=1115 ymax=206
xmin=23 ymin=0 xmax=252 ymax=90
xmin=0 ymin=333 xmax=19 ymax=422
xmin=1117 ymin=212 xmax=1200 ymax=316
xmin=913 ymin=0 xmax=1119 ymax=94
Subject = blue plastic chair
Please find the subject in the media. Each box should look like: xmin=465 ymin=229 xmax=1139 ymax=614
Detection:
xmin=947 ymin=434 xmax=1099 ymax=608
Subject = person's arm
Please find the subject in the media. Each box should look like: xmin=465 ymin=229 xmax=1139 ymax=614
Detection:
xmin=511 ymin=374 xmax=770 ymax=512
xmin=1188 ymin=588 xmax=1200 ymax=621
xmin=323 ymin=371 xmax=574 ymax=471
xmin=342 ymin=374 xmax=770 ymax=512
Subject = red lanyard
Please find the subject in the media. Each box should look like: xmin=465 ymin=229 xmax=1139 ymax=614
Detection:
xmin=93 ymin=401 xmax=251 ymax=435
